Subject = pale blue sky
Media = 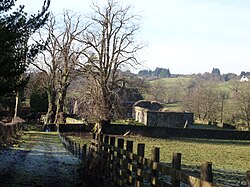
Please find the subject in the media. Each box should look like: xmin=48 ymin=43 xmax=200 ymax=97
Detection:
xmin=19 ymin=0 xmax=250 ymax=75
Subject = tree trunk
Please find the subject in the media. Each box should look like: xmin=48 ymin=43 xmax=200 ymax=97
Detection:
xmin=46 ymin=90 xmax=56 ymax=124
xmin=220 ymin=99 xmax=224 ymax=123
xmin=102 ymin=87 xmax=113 ymax=123
xmin=14 ymin=92 xmax=19 ymax=118
xmin=55 ymin=87 xmax=67 ymax=124
xmin=73 ymin=100 xmax=78 ymax=115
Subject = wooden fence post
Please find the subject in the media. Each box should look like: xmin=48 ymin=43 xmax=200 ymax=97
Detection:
xmin=71 ymin=141 xmax=74 ymax=154
xmin=246 ymin=171 xmax=250 ymax=187
xmin=117 ymin=138 xmax=125 ymax=186
xmin=104 ymin=135 xmax=110 ymax=160
xmin=110 ymin=136 xmax=116 ymax=179
xmin=126 ymin=140 xmax=134 ymax=186
xmin=69 ymin=140 xmax=72 ymax=153
xmin=78 ymin=144 xmax=81 ymax=159
xmin=67 ymin=138 xmax=70 ymax=151
xmin=74 ymin=142 xmax=77 ymax=156
xmin=103 ymin=135 xmax=110 ymax=179
xmin=92 ymin=132 xmax=96 ymax=140
xmin=64 ymin=136 xmax=67 ymax=146
xmin=67 ymin=139 xmax=70 ymax=151
xmin=151 ymin=147 xmax=160 ymax=187
xmin=100 ymin=133 xmax=104 ymax=141
xmin=70 ymin=140 xmax=74 ymax=154
xmin=82 ymin=144 xmax=87 ymax=161
xmin=99 ymin=134 xmax=104 ymax=156
xmin=136 ymin=143 xmax=145 ymax=187
xmin=200 ymin=162 xmax=213 ymax=182
xmin=171 ymin=153 xmax=182 ymax=187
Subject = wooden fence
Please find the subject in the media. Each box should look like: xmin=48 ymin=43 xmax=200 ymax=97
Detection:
xmin=89 ymin=133 xmax=250 ymax=187
xmin=58 ymin=132 xmax=87 ymax=161
xmin=58 ymin=132 xmax=250 ymax=187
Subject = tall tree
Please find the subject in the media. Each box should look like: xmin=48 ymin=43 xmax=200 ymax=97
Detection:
xmin=231 ymin=82 xmax=250 ymax=127
xmin=81 ymin=0 xmax=144 ymax=125
xmin=0 ymin=0 xmax=50 ymax=117
xmin=147 ymin=79 xmax=166 ymax=102
xmin=25 ymin=72 xmax=48 ymax=114
xmin=218 ymin=90 xmax=229 ymax=123
xmin=183 ymin=78 xmax=221 ymax=123
xmin=32 ymin=11 xmax=87 ymax=123
xmin=211 ymin=68 xmax=220 ymax=75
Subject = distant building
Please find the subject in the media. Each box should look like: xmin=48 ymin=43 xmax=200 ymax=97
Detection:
xmin=240 ymin=76 xmax=249 ymax=82
xmin=133 ymin=100 xmax=194 ymax=128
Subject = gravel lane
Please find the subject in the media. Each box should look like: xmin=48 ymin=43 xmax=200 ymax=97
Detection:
xmin=0 ymin=131 xmax=84 ymax=187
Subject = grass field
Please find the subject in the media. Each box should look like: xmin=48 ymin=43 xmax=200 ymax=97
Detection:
xmin=67 ymin=133 xmax=249 ymax=186
xmin=68 ymin=133 xmax=249 ymax=172
xmin=125 ymin=136 xmax=249 ymax=172
xmin=153 ymin=76 xmax=194 ymax=86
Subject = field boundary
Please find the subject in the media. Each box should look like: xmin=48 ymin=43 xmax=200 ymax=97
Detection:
xmin=102 ymin=124 xmax=250 ymax=140
xmin=57 ymin=130 xmax=250 ymax=186
xmin=89 ymin=133 xmax=223 ymax=186
xmin=55 ymin=123 xmax=250 ymax=140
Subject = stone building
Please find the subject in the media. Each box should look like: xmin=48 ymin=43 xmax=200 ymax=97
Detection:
xmin=133 ymin=100 xmax=193 ymax=128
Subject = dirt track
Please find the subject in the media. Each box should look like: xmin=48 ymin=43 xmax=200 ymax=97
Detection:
xmin=0 ymin=131 xmax=84 ymax=187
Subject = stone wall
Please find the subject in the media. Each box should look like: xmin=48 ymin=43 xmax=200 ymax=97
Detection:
xmin=0 ymin=122 xmax=22 ymax=145
xmin=102 ymin=124 xmax=250 ymax=140
xmin=133 ymin=101 xmax=194 ymax=128
xmin=147 ymin=111 xmax=194 ymax=127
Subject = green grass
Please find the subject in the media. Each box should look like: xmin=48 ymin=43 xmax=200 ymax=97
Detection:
xmin=123 ymin=136 xmax=249 ymax=172
xmin=155 ymin=76 xmax=194 ymax=85
xmin=67 ymin=133 xmax=249 ymax=172
xmin=215 ymin=81 xmax=232 ymax=92
xmin=66 ymin=132 xmax=93 ymax=146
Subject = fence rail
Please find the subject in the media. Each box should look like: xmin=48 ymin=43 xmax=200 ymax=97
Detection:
xmin=90 ymin=133 xmax=226 ymax=187
xmin=58 ymin=132 xmax=87 ymax=161
xmin=58 ymin=132 xmax=250 ymax=187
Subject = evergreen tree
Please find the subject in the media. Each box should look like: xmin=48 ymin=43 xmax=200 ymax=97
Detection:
xmin=0 ymin=0 xmax=50 ymax=97
xmin=138 ymin=67 xmax=171 ymax=78
xmin=240 ymin=71 xmax=246 ymax=77
xmin=212 ymin=68 xmax=221 ymax=75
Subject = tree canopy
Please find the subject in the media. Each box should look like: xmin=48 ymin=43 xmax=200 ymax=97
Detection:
xmin=80 ymin=0 xmax=144 ymax=124
xmin=0 ymin=0 xmax=50 ymax=97
xmin=138 ymin=67 xmax=171 ymax=78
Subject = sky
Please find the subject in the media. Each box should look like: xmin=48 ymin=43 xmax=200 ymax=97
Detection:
xmin=18 ymin=0 xmax=250 ymax=75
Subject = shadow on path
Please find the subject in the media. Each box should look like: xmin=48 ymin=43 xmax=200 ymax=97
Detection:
xmin=0 ymin=131 xmax=86 ymax=187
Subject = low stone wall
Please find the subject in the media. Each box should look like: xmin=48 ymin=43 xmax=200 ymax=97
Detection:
xmin=54 ymin=123 xmax=250 ymax=140
xmin=102 ymin=124 xmax=250 ymax=140
xmin=0 ymin=122 xmax=22 ymax=144
xmin=58 ymin=123 xmax=94 ymax=132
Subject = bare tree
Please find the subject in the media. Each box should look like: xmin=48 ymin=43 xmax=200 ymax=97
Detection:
xmin=218 ymin=90 xmax=229 ymax=123
xmin=183 ymin=78 xmax=221 ymax=123
xmin=147 ymin=79 xmax=166 ymax=102
xmin=231 ymin=81 xmax=250 ymax=127
xmin=80 ymin=0 xmax=144 ymax=125
xmin=32 ymin=11 xmax=87 ymax=123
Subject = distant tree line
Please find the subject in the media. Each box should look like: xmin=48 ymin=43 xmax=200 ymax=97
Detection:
xmin=138 ymin=67 xmax=241 ymax=82
xmin=196 ymin=68 xmax=239 ymax=82
xmin=138 ymin=67 xmax=171 ymax=78
xmin=240 ymin=71 xmax=250 ymax=77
